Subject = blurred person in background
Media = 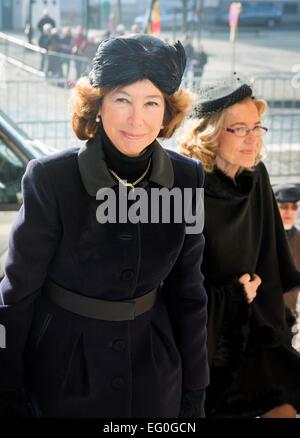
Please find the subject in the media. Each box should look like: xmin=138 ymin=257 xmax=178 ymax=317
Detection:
xmin=38 ymin=23 xmax=52 ymax=73
xmin=47 ymin=28 xmax=63 ymax=78
xmin=81 ymin=36 xmax=99 ymax=64
xmin=274 ymin=184 xmax=300 ymax=318
xmin=37 ymin=9 xmax=56 ymax=35
xmin=115 ymin=24 xmax=127 ymax=36
xmin=130 ymin=24 xmax=141 ymax=33
xmin=72 ymin=26 xmax=88 ymax=79
xmin=182 ymin=35 xmax=194 ymax=83
xmin=60 ymin=27 xmax=73 ymax=80
xmin=193 ymin=45 xmax=208 ymax=81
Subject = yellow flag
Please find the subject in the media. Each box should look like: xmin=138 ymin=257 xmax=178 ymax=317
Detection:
xmin=151 ymin=0 xmax=161 ymax=35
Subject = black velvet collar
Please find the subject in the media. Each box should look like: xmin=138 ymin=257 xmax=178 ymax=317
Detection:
xmin=78 ymin=132 xmax=174 ymax=196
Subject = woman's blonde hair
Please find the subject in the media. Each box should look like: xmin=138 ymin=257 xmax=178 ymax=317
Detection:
xmin=70 ymin=77 xmax=193 ymax=141
xmin=180 ymin=97 xmax=268 ymax=172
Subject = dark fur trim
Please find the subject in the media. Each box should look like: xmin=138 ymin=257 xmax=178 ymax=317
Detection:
xmin=213 ymin=278 xmax=250 ymax=367
xmin=206 ymin=279 xmax=251 ymax=416
xmin=215 ymin=386 xmax=300 ymax=418
xmin=247 ymin=324 xmax=292 ymax=350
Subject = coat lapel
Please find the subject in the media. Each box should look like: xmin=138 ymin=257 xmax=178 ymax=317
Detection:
xmin=78 ymin=133 xmax=174 ymax=196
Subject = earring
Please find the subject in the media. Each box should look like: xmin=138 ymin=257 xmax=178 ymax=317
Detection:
xmin=160 ymin=125 xmax=164 ymax=129
xmin=96 ymin=115 xmax=101 ymax=123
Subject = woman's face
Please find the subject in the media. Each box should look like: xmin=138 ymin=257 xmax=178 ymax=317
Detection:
xmin=99 ymin=79 xmax=165 ymax=156
xmin=278 ymin=202 xmax=299 ymax=227
xmin=217 ymin=98 xmax=261 ymax=174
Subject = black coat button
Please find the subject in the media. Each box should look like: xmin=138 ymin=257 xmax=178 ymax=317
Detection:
xmin=111 ymin=377 xmax=125 ymax=390
xmin=112 ymin=339 xmax=126 ymax=352
xmin=121 ymin=270 xmax=134 ymax=281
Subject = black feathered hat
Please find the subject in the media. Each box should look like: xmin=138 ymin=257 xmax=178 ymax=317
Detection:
xmin=273 ymin=184 xmax=300 ymax=203
xmin=195 ymin=79 xmax=253 ymax=117
xmin=88 ymin=34 xmax=186 ymax=95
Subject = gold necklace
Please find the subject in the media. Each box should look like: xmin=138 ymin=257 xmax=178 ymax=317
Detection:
xmin=109 ymin=158 xmax=152 ymax=190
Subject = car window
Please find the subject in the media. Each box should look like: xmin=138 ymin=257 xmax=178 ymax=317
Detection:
xmin=0 ymin=139 xmax=26 ymax=205
xmin=242 ymin=1 xmax=278 ymax=11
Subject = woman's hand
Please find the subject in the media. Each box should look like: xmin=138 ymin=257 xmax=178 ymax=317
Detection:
xmin=238 ymin=273 xmax=262 ymax=303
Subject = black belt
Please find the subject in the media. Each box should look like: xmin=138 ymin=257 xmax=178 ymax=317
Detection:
xmin=43 ymin=281 xmax=158 ymax=321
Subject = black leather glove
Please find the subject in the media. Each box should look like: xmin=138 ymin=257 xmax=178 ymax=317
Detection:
xmin=179 ymin=389 xmax=206 ymax=418
xmin=0 ymin=389 xmax=30 ymax=418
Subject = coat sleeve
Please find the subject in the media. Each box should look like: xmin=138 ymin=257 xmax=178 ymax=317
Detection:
xmin=161 ymin=161 xmax=209 ymax=392
xmin=0 ymin=159 xmax=61 ymax=391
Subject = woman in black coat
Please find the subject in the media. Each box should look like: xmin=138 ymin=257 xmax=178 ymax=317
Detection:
xmin=181 ymin=80 xmax=300 ymax=418
xmin=0 ymin=35 xmax=209 ymax=418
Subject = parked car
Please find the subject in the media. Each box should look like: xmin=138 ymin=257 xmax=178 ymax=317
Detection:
xmin=216 ymin=1 xmax=282 ymax=28
xmin=0 ymin=110 xmax=55 ymax=278
xmin=134 ymin=2 xmax=198 ymax=31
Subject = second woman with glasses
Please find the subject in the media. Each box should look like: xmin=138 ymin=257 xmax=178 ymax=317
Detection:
xmin=181 ymin=80 xmax=300 ymax=418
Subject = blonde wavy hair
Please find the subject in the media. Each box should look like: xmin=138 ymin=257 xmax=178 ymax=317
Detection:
xmin=70 ymin=77 xmax=194 ymax=141
xmin=180 ymin=97 xmax=268 ymax=172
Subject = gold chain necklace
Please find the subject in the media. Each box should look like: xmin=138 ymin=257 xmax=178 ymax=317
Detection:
xmin=109 ymin=158 xmax=152 ymax=190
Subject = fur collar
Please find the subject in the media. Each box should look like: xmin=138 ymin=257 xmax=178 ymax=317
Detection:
xmin=204 ymin=165 xmax=260 ymax=201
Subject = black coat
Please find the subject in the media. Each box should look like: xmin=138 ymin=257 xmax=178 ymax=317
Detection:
xmin=0 ymin=136 xmax=209 ymax=418
xmin=284 ymin=226 xmax=300 ymax=314
xmin=203 ymin=163 xmax=300 ymax=417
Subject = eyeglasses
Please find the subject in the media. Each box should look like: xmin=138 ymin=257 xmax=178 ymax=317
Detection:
xmin=223 ymin=126 xmax=268 ymax=138
xmin=278 ymin=203 xmax=299 ymax=211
